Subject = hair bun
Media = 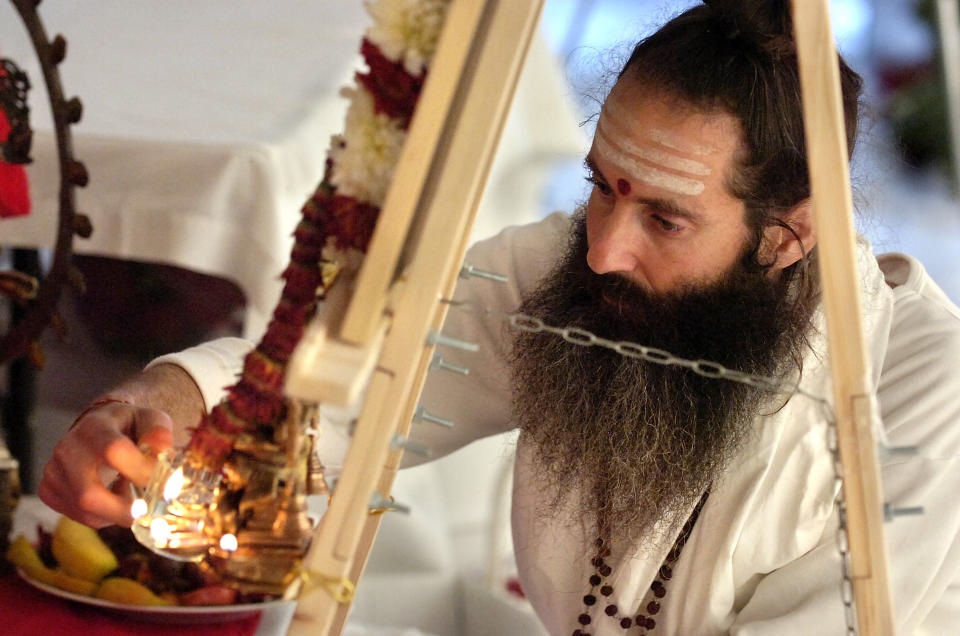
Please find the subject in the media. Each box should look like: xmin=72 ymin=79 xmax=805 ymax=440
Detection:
xmin=702 ymin=0 xmax=793 ymax=39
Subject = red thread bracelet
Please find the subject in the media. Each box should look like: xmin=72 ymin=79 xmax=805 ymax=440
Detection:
xmin=69 ymin=397 xmax=133 ymax=430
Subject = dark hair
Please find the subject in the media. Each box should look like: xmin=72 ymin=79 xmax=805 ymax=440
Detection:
xmin=618 ymin=0 xmax=863 ymax=299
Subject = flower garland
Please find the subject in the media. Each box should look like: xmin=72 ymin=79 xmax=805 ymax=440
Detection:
xmin=185 ymin=0 xmax=451 ymax=468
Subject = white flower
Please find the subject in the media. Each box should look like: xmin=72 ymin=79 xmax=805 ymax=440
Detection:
xmin=329 ymin=85 xmax=407 ymax=207
xmin=365 ymin=0 xmax=450 ymax=75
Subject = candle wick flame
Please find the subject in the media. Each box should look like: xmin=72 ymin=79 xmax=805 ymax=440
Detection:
xmin=220 ymin=533 xmax=238 ymax=552
xmin=164 ymin=467 xmax=186 ymax=501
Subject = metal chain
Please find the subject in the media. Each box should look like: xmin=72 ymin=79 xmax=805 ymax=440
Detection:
xmin=497 ymin=308 xmax=830 ymax=405
xmin=447 ymin=300 xmax=858 ymax=634
xmin=826 ymin=413 xmax=859 ymax=634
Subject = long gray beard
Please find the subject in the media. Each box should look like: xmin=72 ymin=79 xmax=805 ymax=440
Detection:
xmin=509 ymin=213 xmax=814 ymax=544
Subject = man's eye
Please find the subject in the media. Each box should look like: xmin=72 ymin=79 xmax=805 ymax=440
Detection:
xmin=653 ymin=215 xmax=682 ymax=233
xmin=585 ymin=176 xmax=613 ymax=196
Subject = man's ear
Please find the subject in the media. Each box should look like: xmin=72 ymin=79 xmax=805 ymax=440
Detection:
xmin=762 ymin=200 xmax=816 ymax=272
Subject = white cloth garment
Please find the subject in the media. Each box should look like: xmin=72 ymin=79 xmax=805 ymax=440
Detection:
xmin=153 ymin=212 xmax=960 ymax=635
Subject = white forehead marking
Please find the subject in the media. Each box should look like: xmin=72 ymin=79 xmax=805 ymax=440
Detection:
xmin=597 ymin=117 xmax=711 ymax=176
xmin=647 ymin=127 xmax=717 ymax=157
xmin=594 ymin=134 xmax=705 ymax=196
xmin=602 ymin=100 xmax=719 ymax=156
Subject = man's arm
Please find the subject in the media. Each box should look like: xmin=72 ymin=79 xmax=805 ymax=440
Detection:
xmin=108 ymin=362 xmax=207 ymax=447
xmin=35 ymin=210 xmax=566 ymax=528
xmin=37 ymin=335 xmax=254 ymax=527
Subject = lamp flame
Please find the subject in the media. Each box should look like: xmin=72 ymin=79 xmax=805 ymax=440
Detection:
xmin=130 ymin=498 xmax=148 ymax=520
xmin=163 ymin=467 xmax=185 ymax=501
xmin=219 ymin=533 xmax=238 ymax=552
xmin=150 ymin=517 xmax=171 ymax=546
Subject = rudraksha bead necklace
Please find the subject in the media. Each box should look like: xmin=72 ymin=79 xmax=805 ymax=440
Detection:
xmin=572 ymin=490 xmax=709 ymax=635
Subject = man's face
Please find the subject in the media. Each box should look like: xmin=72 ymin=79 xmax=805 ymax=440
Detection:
xmin=511 ymin=81 xmax=818 ymax=546
xmin=585 ymin=78 xmax=751 ymax=294
xmin=511 ymin=213 xmax=814 ymax=543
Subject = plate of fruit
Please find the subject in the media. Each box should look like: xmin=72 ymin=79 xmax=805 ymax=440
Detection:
xmin=6 ymin=516 xmax=291 ymax=623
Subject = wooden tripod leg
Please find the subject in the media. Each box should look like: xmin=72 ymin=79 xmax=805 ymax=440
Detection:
xmin=285 ymin=1 xmax=544 ymax=633
xmin=792 ymin=2 xmax=895 ymax=634
xmin=326 ymin=352 xmax=435 ymax=634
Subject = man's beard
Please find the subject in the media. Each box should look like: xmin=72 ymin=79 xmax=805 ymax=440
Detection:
xmin=509 ymin=211 xmax=815 ymax=544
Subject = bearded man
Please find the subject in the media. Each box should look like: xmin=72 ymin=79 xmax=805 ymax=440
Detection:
xmin=40 ymin=1 xmax=960 ymax=634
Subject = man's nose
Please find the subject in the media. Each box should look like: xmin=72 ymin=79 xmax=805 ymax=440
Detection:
xmin=586 ymin=207 xmax=642 ymax=276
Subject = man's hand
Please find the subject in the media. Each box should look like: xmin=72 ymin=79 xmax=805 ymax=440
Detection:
xmin=37 ymin=363 xmax=206 ymax=528
xmin=38 ymin=401 xmax=173 ymax=528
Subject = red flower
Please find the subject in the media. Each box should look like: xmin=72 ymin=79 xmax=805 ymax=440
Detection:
xmin=185 ymin=426 xmax=236 ymax=465
xmin=228 ymin=380 xmax=285 ymax=423
xmin=357 ymin=38 xmax=424 ymax=130
xmin=319 ymin=191 xmax=380 ymax=252
xmin=259 ymin=319 xmax=305 ymax=362
xmin=281 ymin=262 xmax=324 ymax=303
xmin=271 ymin=298 xmax=313 ymax=329
xmin=242 ymin=349 xmax=286 ymax=393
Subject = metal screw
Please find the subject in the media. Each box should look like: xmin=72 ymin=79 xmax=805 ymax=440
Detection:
xmin=413 ymin=405 xmax=454 ymax=428
xmin=390 ymin=433 xmax=432 ymax=457
xmin=427 ymin=330 xmax=479 ymax=352
xmin=459 ymin=264 xmax=508 ymax=283
xmin=430 ymin=353 xmax=469 ymax=375
xmin=878 ymin=444 xmax=920 ymax=461
xmin=369 ymin=492 xmax=410 ymax=515
xmin=883 ymin=503 xmax=924 ymax=522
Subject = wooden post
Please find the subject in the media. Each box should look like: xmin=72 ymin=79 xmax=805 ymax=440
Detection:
xmin=792 ymin=2 xmax=896 ymax=634
xmin=284 ymin=1 xmax=544 ymax=633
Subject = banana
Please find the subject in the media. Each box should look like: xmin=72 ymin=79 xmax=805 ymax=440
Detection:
xmin=51 ymin=516 xmax=118 ymax=583
xmin=6 ymin=534 xmax=98 ymax=596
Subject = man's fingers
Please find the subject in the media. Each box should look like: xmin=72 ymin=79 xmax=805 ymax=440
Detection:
xmin=77 ymin=422 xmax=154 ymax=488
xmin=38 ymin=458 xmax=130 ymax=528
xmin=132 ymin=409 xmax=174 ymax=456
xmin=73 ymin=486 xmax=133 ymax=528
xmin=78 ymin=406 xmax=173 ymax=488
xmin=38 ymin=401 xmax=176 ymax=527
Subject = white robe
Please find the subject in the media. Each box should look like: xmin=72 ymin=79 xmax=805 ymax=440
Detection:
xmin=154 ymin=212 xmax=960 ymax=634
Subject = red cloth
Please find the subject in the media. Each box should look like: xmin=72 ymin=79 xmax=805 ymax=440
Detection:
xmin=0 ymin=48 xmax=31 ymax=219
xmin=0 ymin=575 xmax=262 ymax=636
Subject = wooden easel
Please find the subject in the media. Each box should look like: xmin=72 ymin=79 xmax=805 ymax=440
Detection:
xmin=284 ymin=1 xmax=897 ymax=634
xmin=284 ymin=1 xmax=544 ymax=633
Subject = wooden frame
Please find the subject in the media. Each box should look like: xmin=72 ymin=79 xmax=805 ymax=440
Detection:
xmin=285 ymin=1 xmax=544 ymax=633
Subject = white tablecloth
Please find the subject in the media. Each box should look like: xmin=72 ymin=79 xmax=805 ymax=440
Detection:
xmin=0 ymin=1 xmax=587 ymax=340
xmin=0 ymin=1 xmax=364 ymax=338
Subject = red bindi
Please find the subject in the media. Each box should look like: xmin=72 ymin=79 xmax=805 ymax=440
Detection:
xmin=617 ymin=178 xmax=631 ymax=195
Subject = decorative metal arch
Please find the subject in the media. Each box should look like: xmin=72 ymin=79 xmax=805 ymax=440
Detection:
xmin=1 ymin=0 xmax=90 ymax=366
